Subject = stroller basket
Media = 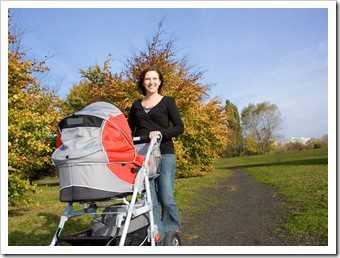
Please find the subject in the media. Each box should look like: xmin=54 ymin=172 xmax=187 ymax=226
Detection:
xmin=58 ymin=230 xmax=112 ymax=246
xmin=58 ymin=225 xmax=149 ymax=246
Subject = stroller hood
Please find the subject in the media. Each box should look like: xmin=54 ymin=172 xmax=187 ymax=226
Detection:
xmin=52 ymin=102 xmax=146 ymax=202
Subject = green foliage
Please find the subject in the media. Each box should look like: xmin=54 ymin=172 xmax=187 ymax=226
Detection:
xmin=225 ymin=100 xmax=241 ymax=131
xmin=224 ymin=99 xmax=243 ymax=157
xmin=65 ymin=24 xmax=228 ymax=177
xmin=306 ymin=139 xmax=322 ymax=149
xmin=8 ymin=17 xmax=63 ymax=205
xmin=243 ymin=136 xmax=264 ymax=155
xmin=8 ymin=173 xmax=37 ymax=205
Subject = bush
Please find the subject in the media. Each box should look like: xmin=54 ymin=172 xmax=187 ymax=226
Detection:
xmin=243 ymin=136 xmax=264 ymax=155
xmin=306 ymin=139 xmax=322 ymax=149
xmin=284 ymin=142 xmax=306 ymax=151
xmin=8 ymin=173 xmax=37 ymax=205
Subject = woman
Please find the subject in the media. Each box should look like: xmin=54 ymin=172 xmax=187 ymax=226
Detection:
xmin=128 ymin=67 xmax=184 ymax=245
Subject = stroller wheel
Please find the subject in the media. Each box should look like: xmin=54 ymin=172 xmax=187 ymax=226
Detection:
xmin=171 ymin=233 xmax=181 ymax=246
xmin=164 ymin=232 xmax=181 ymax=246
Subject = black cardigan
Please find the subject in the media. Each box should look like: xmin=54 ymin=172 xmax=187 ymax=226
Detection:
xmin=128 ymin=96 xmax=184 ymax=154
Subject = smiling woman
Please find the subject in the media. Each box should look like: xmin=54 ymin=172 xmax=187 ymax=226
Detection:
xmin=128 ymin=67 xmax=184 ymax=246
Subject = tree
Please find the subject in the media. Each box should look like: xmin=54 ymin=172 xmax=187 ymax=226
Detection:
xmin=65 ymin=22 xmax=228 ymax=177
xmin=241 ymin=101 xmax=283 ymax=153
xmin=65 ymin=59 xmax=136 ymax=115
xmin=320 ymin=134 xmax=328 ymax=149
xmin=225 ymin=99 xmax=243 ymax=157
xmin=8 ymin=16 xmax=63 ymax=205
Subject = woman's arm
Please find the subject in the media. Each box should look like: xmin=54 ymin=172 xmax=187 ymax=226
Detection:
xmin=160 ymin=97 xmax=184 ymax=140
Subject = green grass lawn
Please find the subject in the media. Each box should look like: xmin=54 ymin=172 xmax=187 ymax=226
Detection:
xmin=8 ymin=168 xmax=231 ymax=246
xmin=217 ymin=149 xmax=328 ymax=245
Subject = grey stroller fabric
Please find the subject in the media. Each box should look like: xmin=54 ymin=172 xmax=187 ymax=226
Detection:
xmin=135 ymin=142 xmax=161 ymax=179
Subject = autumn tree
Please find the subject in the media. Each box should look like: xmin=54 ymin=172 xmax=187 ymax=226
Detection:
xmin=8 ymin=16 xmax=63 ymax=205
xmin=241 ymin=101 xmax=283 ymax=153
xmin=65 ymin=23 xmax=228 ymax=177
xmin=224 ymin=99 xmax=243 ymax=157
xmin=65 ymin=58 xmax=136 ymax=115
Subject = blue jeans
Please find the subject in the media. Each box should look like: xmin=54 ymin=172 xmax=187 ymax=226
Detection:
xmin=150 ymin=154 xmax=180 ymax=245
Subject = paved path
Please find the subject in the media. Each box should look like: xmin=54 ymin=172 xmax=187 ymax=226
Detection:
xmin=179 ymin=168 xmax=300 ymax=246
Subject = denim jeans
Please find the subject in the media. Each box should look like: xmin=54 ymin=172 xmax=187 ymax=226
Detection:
xmin=150 ymin=154 xmax=180 ymax=245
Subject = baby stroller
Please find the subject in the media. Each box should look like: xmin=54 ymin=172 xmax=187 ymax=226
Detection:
xmin=49 ymin=102 xmax=181 ymax=246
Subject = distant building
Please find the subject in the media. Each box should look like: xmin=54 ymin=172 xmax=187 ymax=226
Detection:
xmin=291 ymin=137 xmax=311 ymax=145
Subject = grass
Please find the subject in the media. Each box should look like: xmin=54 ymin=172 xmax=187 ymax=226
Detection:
xmin=175 ymin=169 xmax=232 ymax=215
xmin=217 ymin=149 xmax=328 ymax=245
xmin=8 ymin=181 xmax=93 ymax=246
xmin=8 ymin=168 xmax=231 ymax=246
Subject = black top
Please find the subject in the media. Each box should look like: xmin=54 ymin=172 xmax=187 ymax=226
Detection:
xmin=128 ymin=96 xmax=184 ymax=154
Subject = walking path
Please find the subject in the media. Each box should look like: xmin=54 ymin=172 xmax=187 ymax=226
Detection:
xmin=179 ymin=168 xmax=300 ymax=246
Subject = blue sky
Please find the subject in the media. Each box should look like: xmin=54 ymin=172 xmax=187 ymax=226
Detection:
xmin=10 ymin=8 xmax=328 ymax=140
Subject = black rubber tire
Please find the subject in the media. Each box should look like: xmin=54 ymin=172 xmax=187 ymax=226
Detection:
xmin=171 ymin=233 xmax=181 ymax=246
xmin=164 ymin=232 xmax=181 ymax=246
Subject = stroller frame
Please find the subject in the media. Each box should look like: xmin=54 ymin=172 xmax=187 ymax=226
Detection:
xmin=50 ymin=135 xmax=161 ymax=246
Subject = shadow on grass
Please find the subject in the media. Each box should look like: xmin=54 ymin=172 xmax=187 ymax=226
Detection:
xmin=217 ymin=157 xmax=328 ymax=170
xmin=8 ymin=207 xmax=31 ymax=217
xmin=9 ymin=212 xmax=91 ymax=246
xmin=36 ymin=182 xmax=59 ymax=187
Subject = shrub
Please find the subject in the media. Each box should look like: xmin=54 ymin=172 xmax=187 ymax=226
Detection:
xmin=243 ymin=136 xmax=264 ymax=155
xmin=306 ymin=139 xmax=322 ymax=149
xmin=284 ymin=142 xmax=306 ymax=151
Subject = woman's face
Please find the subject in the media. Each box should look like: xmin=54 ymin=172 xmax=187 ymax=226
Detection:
xmin=143 ymin=71 xmax=161 ymax=95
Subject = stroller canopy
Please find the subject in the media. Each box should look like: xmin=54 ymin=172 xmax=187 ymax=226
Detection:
xmin=52 ymin=102 xmax=145 ymax=202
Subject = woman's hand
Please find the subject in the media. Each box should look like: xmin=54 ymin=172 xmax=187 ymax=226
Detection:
xmin=149 ymin=131 xmax=161 ymax=139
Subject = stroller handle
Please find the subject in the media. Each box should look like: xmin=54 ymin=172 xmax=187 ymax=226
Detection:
xmin=133 ymin=133 xmax=162 ymax=143
xmin=133 ymin=135 xmax=149 ymax=142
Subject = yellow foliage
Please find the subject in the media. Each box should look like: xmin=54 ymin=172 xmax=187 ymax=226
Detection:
xmin=8 ymin=20 xmax=63 ymax=205
xmin=244 ymin=136 xmax=263 ymax=155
